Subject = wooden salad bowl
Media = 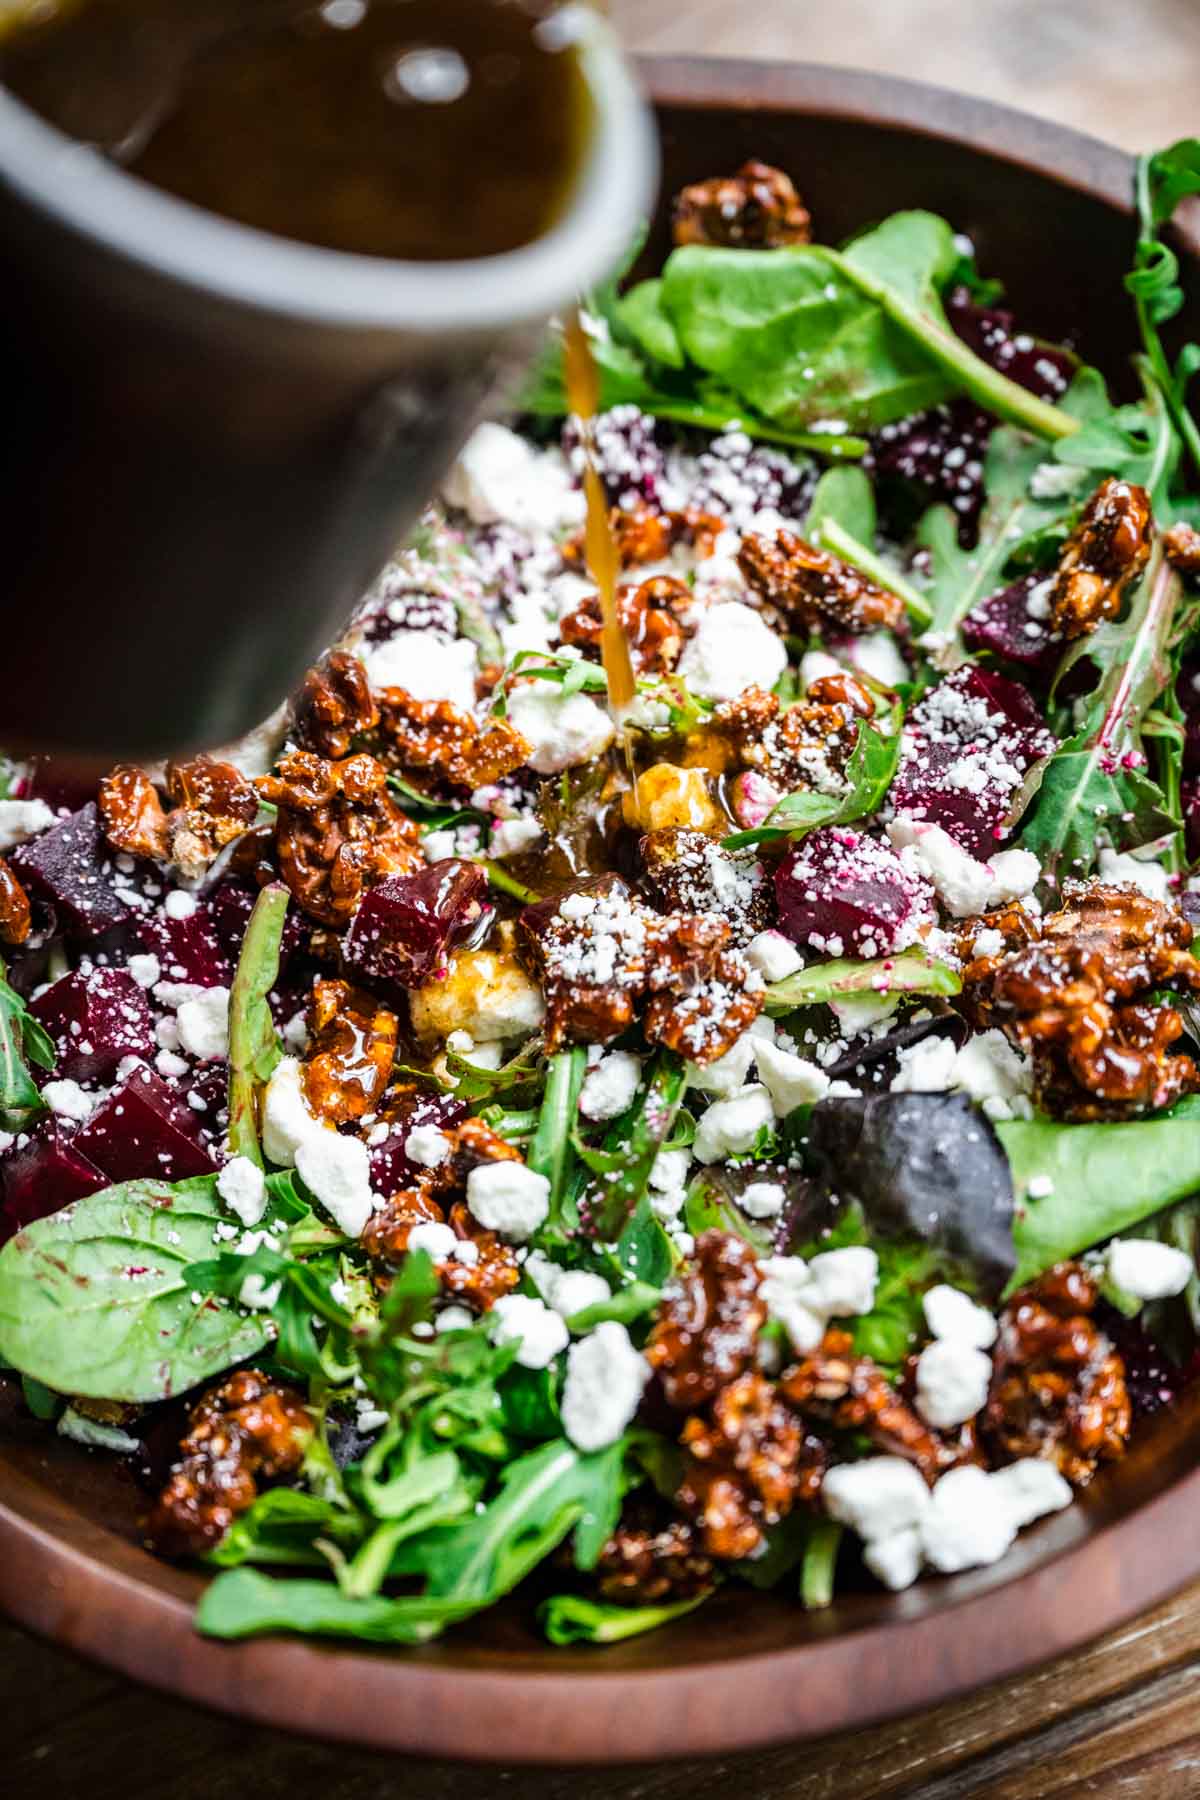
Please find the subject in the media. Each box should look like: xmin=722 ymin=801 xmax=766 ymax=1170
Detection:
xmin=4 ymin=59 xmax=1200 ymax=1765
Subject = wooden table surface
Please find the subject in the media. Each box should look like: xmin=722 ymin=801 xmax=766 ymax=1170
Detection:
xmin=7 ymin=4 xmax=1200 ymax=1795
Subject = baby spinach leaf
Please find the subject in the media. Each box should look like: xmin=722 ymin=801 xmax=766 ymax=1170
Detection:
xmin=0 ymin=961 xmax=47 ymax=1120
xmin=617 ymin=277 xmax=685 ymax=369
xmin=539 ymin=1588 xmax=713 ymax=1644
xmin=765 ymin=946 xmax=961 ymax=1014
xmin=614 ymin=1194 xmax=676 ymax=1289
xmin=804 ymin=464 xmax=877 ymax=543
xmin=0 ymin=1176 xmax=271 ymax=1401
xmin=1000 ymin=1094 xmax=1200 ymax=1289
xmin=227 ymin=883 xmax=289 ymax=1166
xmin=725 ymin=691 xmax=904 ymax=851
xmin=813 ymin=517 xmax=932 ymax=626
xmin=196 ymin=1568 xmax=478 ymax=1644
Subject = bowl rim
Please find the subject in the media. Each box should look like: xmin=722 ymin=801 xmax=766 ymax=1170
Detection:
xmin=4 ymin=54 xmax=1200 ymax=1767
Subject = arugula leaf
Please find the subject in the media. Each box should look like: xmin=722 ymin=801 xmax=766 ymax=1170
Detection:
xmin=0 ymin=959 xmax=50 ymax=1120
xmin=0 ymin=1176 xmax=271 ymax=1401
xmin=577 ymin=1051 xmax=687 ymax=1240
xmin=1018 ymin=549 xmax=1182 ymax=881
xmin=765 ymin=947 xmax=961 ymax=1015
xmin=526 ymin=1046 xmax=587 ymax=1223
xmin=538 ymin=1589 xmax=713 ymax=1645
xmin=812 ymin=516 xmax=932 ymax=626
xmin=1126 ymin=140 xmax=1200 ymax=483
xmin=1000 ymin=1095 xmax=1200 ymax=1289
xmin=684 ymin=1173 xmax=776 ymax=1256
xmin=185 ymin=1239 xmax=355 ymax=1383
xmin=226 ymin=883 xmax=289 ymax=1165
xmin=724 ymin=690 xmax=904 ymax=851
xmin=207 ymin=1489 xmax=358 ymax=1570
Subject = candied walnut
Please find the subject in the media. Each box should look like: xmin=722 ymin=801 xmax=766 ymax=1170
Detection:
xmin=594 ymin=1499 xmax=715 ymax=1603
xmin=559 ymin=575 xmax=689 ymax=676
xmin=300 ymin=978 xmax=398 ymax=1127
xmin=0 ymin=856 xmax=32 ymax=946
xmin=646 ymin=1230 xmax=767 ymax=1410
xmin=376 ymin=688 xmax=530 ymax=794
xmin=678 ymin=1371 xmax=825 ymax=1559
xmin=257 ymin=750 xmax=422 ymax=928
xmin=1164 ymin=521 xmax=1200 ymax=577
xmin=738 ymin=530 xmax=906 ymax=636
xmin=640 ymin=828 xmax=772 ymax=943
xmin=672 ymin=159 xmax=811 ymax=249
xmin=952 ymin=899 xmax=1040 ymax=967
xmin=1050 ymin=478 xmax=1152 ymax=641
xmin=963 ymin=880 xmax=1200 ymax=1120
xmin=562 ymin=505 xmax=723 ymax=573
xmin=360 ymin=1185 xmax=444 ymax=1260
xmin=440 ymin=1198 xmax=521 ymax=1310
xmin=165 ymin=755 xmax=259 ymax=880
xmin=806 ymin=671 xmax=876 ymax=716
xmin=293 ymin=651 xmax=379 ymax=759
xmin=98 ymin=765 xmax=168 ymax=861
xmin=428 ymin=1115 xmax=523 ymax=1196
xmin=984 ymin=1262 xmax=1131 ymax=1484
xmin=144 ymin=1370 xmax=313 ymax=1558
xmin=780 ymin=1328 xmax=953 ymax=1482
xmin=642 ymin=951 xmax=763 ymax=1065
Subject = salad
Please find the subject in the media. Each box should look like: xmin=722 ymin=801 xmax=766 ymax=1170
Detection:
xmin=4 ymin=143 xmax=1200 ymax=1651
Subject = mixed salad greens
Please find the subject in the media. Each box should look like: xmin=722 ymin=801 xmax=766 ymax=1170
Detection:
xmin=4 ymin=141 xmax=1200 ymax=1650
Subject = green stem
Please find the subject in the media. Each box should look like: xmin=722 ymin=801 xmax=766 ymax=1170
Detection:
xmin=527 ymin=1048 xmax=587 ymax=1214
xmin=815 ymin=518 xmax=932 ymax=628
xmin=479 ymin=860 xmax=543 ymax=905
xmin=800 ymin=1519 xmax=843 ymax=1611
xmin=227 ymin=883 xmax=290 ymax=1167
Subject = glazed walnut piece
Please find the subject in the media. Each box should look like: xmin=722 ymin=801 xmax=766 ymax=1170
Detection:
xmin=962 ymin=880 xmax=1200 ymax=1120
xmin=1050 ymin=477 xmax=1153 ymax=641
xmin=257 ymin=750 xmax=422 ymax=928
xmin=98 ymin=765 xmax=169 ymax=861
xmin=145 ymin=1370 xmax=313 ymax=1559
xmin=293 ymin=650 xmax=379 ymax=759
xmin=672 ymin=159 xmax=811 ymax=249
xmin=984 ymin=1262 xmax=1131 ymax=1485
xmin=646 ymin=1230 xmax=767 ymax=1410
xmin=562 ymin=504 xmax=723 ymax=573
xmin=715 ymin=681 xmax=869 ymax=795
xmin=594 ymin=1500 xmax=715 ymax=1603
xmin=375 ymin=688 xmax=530 ymax=794
xmin=640 ymin=828 xmax=772 ymax=946
xmin=0 ymin=856 xmax=31 ymax=946
xmin=300 ymin=977 xmax=398 ymax=1127
xmin=780 ymin=1328 xmax=953 ymax=1482
xmin=165 ymin=755 xmax=259 ymax=881
xmin=1164 ymin=520 xmax=1200 ymax=577
xmin=559 ymin=575 xmax=690 ymax=676
xmin=738 ymin=529 xmax=907 ymax=636
xmin=678 ymin=1370 xmax=826 ymax=1559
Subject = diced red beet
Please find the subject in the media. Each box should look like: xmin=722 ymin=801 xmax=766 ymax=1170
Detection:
xmin=29 ymin=968 xmax=156 ymax=1084
xmin=136 ymin=895 xmax=233 ymax=989
xmin=207 ymin=879 xmax=308 ymax=968
xmin=774 ymin=827 xmax=937 ymax=958
xmin=368 ymin=1092 xmax=468 ymax=1198
xmin=1184 ymin=779 xmax=1200 ymax=865
xmin=944 ymin=288 xmax=1075 ymax=402
xmin=176 ymin=1063 xmax=230 ymax=1140
xmin=1176 ymin=655 xmax=1200 ymax=777
xmin=9 ymin=803 xmax=129 ymax=938
xmin=19 ymin=758 xmax=98 ymax=814
xmin=1 ymin=1119 xmax=107 ymax=1238
xmin=889 ymin=666 xmax=1056 ymax=857
xmin=344 ymin=860 xmax=490 ymax=990
xmin=962 ymin=572 xmax=1063 ymax=677
xmin=73 ymin=1065 xmax=217 ymax=1184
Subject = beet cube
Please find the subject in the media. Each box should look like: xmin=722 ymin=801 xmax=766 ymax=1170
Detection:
xmin=136 ymin=895 xmax=233 ymax=989
xmin=73 ymin=1065 xmax=217 ymax=1185
xmin=962 ymin=572 xmax=1062 ymax=677
xmin=369 ymin=1092 xmax=468 ymax=1198
xmin=9 ymin=803 xmax=128 ymax=937
xmin=1 ymin=1120 xmax=107 ymax=1239
xmin=29 ymin=968 xmax=156 ymax=1084
xmin=889 ymin=666 xmax=1056 ymax=857
xmin=344 ymin=860 xmax=489 ymax=990
xmin=775 ymin=827 xmax=937 ymax=959
xmin=207 ymin=879 xmax=308 ymax=968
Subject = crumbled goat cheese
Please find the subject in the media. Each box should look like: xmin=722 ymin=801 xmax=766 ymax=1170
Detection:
xmin=175 ymin=985 xmax=230 ymax=1061
xmin=799 ymin=650 xmax=843 ymax=689
xmin=466 ymin=1161 xmax=551 ymax=1240
xmin=891 ymin=1034 xmax=959 ymax=1094
xmin=752 ymin=1037 xmax=831 ymax=1115
xmin=164 ymin=890 xmax=198 ymax=920
xmin=42 ymin=1079 xmax=95 ymax=1122
xmin=951 ymin=1028 xmax=1034 ymax=1121
xmin=407 ymin=1220 xmax=459 ymax=1262
xmin=889 ymin=818 xmax=1040 ymax=917
xmin=846 ymin=631 xmax=908 ymax=689
xmin=1098 ymin=847 xmax=1172 ymax=904
xmin=405 ymin=1122 xmax=453 ymax=1168
xmin=155 ymin=1049 xmax=189 ymax=1079
xmin=216 ymin=1155 xmax=268 ymax=1228
xmin=126 ymin=953 xmax=161 ymax=990
xmin=744 ymin=929 xmax=804 ymax=983
xmin=986 ymin=847 xmax=1041 ymax=904
xmin=971 ymin=927 xmax=1005 ymax=960
xmin=579 ymin=1050 xmax=642 ymax=1122
xmin=362 ymin=630 xmax=479 ymax=711
xmin=914 ymin=1339 xmax=993 ymax=1428
xmin=923 ymin=1283 xmax=998 ymax=1349
xmin=676 ymin=601 xmax=788 ymax=700
xmin=649 ymin=1148 xmax=690 ymax=1193
xmin=506 ymin=681 xmax=616 ymax=774
xmin=261 ymin=1060 xmax=322 ymax=1167
xmin=692 ymin=1084 xmax=776 ymax=1163
xmin=822 ymin=1457 xmax=932 ymax=1543
xmin=803 ymin=1247 xmax=879 ymax=1318
xmin=863 ymin=1526 xmax=925 ymax=1592
xmin=295 ymin=1131 xmax=375 ymax=1238
xmin=490 ymin=1293 xmax=570 ymax=1369
xmin=0 ymin=797 xmax=54 ymax=851
xmin=739 ymin=1180 xmax=786 ymax=1220
xmin=919 ymin=1465 xmax=1018 ymax=1573
xmin=987 ymin=1458 xmax=1073 ymax=1528
xmin=435 ymin=1304 xmax=475 ymax=1334
xmin=686 ymin=1029 xmax=759 ymax=1097
xmin=1106 ymin=1238 xmax=1194 ymax=1301
xmin=443 ymin=422 xmax=582 ymax=535
xmin=561 ymin=1322 xmax=649 ymax=1451
xmin=759 ymin=1257 xmax=826 ymax=1353
xmin=827 ymin=990 xmax=901 ymax=1035
xmin=489 ymin=816 xmax=544 ymax=859
xmin=551 ymin=1269 xmax=613 ymax=1320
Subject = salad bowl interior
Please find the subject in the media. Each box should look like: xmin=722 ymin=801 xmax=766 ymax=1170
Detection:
xmin=4 ymin=58 xmax=1200 ymax=1765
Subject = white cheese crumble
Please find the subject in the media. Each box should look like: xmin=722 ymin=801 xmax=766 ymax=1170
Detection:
xmin=216 ymin=1155 xmax=268 ymax=1228
xmin=164 ymin=889 xmax=198 ymax=920
xmin=579 ymin=1050 xmax=641 ymax=1122
xmin=744 ymin=929 xmax=805 ymax=983
xmin=561 ymin=1322 xmax=649 ymax=1451
xmin=751 ymin=1037 xmax=831 ymax=1116
xmin=0 ymin=797 xmax=54 ymax=851
xmin=175 ymin=985 xmax=231 ymax=1061
xmin=443 ymin=422 xmax=582 ymax=535
xmin=890 ymin=1034 xmax=959 ymax=1094
xmin=407 ymin=1220 xmax=459 ymax=1262
xmin=465 ymin=1161 xmax=551 ymax=1240
xmin=1106 ymin=1238 xmax=1194 ymax=1301
xmin=676 ymin=601 xmax=788 ymax=700
xmin=126 ymin=953 xmax=161 ymax=990
xmin=489 ymin=816 xmax=544 ymax=859
xmin=404 ymin=1122 xmax=453 ymax=1168
xmin=42 ymin=1079 xmax=96 ymax=1122
xmin=490 ymin=1293 xmax=570 ymax=1369
xmin=295 ymin=1131 xmax=375 ymax=1238
xmin=922 ymin=1283 xmax=998 ymax=1349
xmin=951 ymin=1029 xmax=1034 ymax=1122
xmin=362 ymin=630 xmax=479 ymax=711
xmin=1097 ymin=847 xmax=1173 ymax=904
xmin=692 ymin=1084 xmax=775 ymax=1164
xmin=739 ymin=1180 xmax=786 ymax=1220
xmin=505 ymin=682 xmax=616 ymax=774
xmin=914 ymin=1338 xmax=993 ymax=1428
